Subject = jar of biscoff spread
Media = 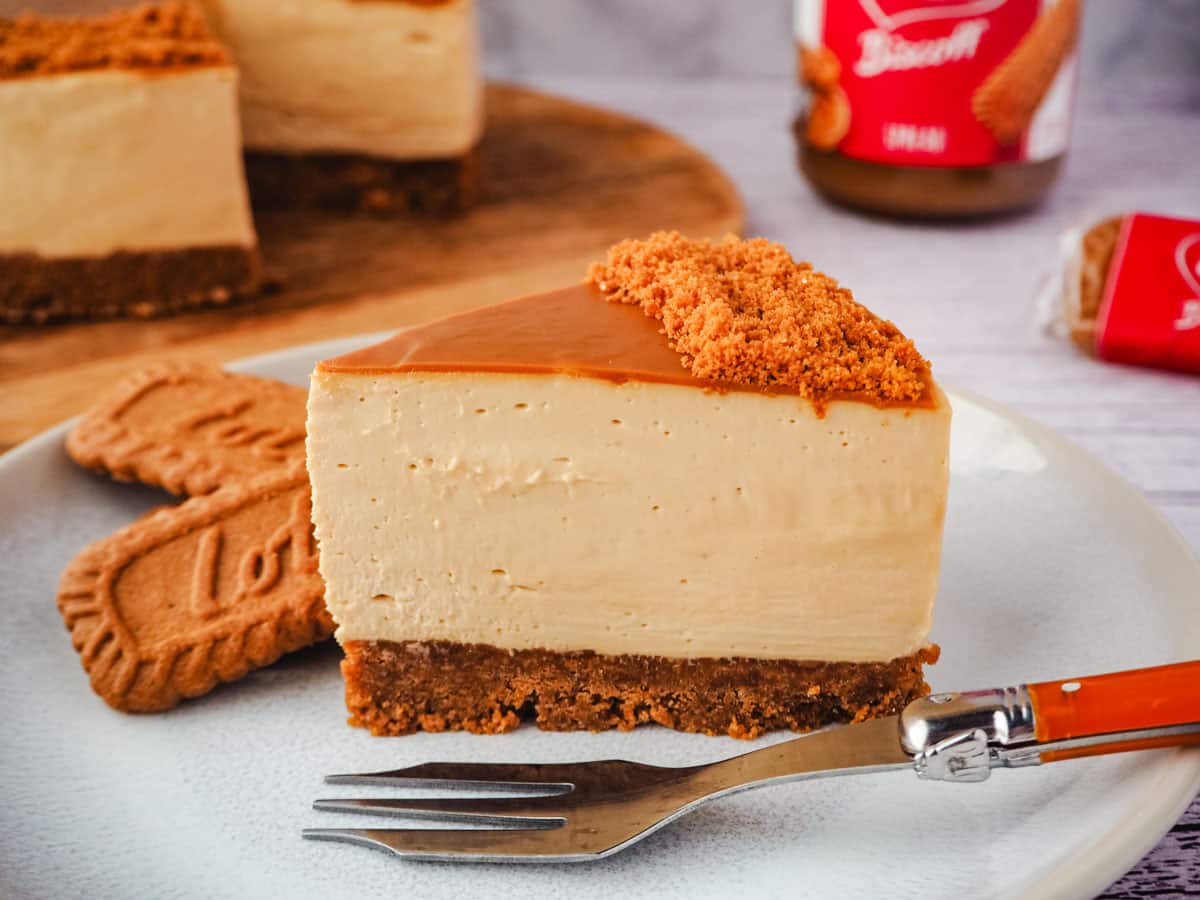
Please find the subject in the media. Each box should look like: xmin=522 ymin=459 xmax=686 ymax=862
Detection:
xmin=794 ymin=0 xmax=1083 ymax=218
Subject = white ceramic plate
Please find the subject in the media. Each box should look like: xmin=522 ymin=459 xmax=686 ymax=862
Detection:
xmin=2 ymin=336 xmax=1198 ymax=900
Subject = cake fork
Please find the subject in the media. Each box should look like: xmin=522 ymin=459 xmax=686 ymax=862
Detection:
xmin=304 ymin=660 xmax=1200 ymax=863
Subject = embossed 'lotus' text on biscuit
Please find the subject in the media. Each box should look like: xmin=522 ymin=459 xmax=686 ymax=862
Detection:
xmin=58 ymin=470 xmax=331 ymax=712
xmin=65 ymin=363 xmax=307 ymax=495
xmin=58 ymin=364 xmax=330 ymax=712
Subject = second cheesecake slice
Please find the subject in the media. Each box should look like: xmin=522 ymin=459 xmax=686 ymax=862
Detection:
xmin=307 ymin=233 xmax=951 ymax=738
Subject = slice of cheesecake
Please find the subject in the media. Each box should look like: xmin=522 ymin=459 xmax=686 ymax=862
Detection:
xmin=0 ymin=3 xmax=259 ymax=324
xmin=201 ymin=0 xmax=483 ymax=213
xmin=307 ymin=233 xmax=951 ymax=738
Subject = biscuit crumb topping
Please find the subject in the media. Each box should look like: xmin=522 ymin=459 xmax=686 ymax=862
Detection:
xmin=0 ymin=3 xmax=227 ymax=80
xmin=587 ymin=232 xmax=931 ymax=408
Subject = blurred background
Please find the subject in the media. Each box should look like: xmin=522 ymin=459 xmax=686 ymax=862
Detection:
xmin=479 ymin=0 xmax=1199 ymax=90
xmin=17 ymin=0 xmax=1200 ymax=95
xmin=3 ymin=1 xmax=1199 ymax=893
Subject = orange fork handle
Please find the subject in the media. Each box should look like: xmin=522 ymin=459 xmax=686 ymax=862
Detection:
xmin=1028 ymin=660 xmax=1200 ymax=763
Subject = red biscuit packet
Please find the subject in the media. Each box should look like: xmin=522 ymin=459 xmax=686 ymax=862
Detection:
xmin=1052 ymin=212 xmax=1200 ymax=375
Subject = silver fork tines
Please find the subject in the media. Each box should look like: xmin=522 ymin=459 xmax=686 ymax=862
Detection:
xmin=323 ymin=761 xmax=579 ymax=794
xmin=303 ymin=827 xmax=599 ymax=863
xmin=312 ymin=797 xmax=568 ymax=829
xmin=303 ymin=717 xmax=915 ymax=863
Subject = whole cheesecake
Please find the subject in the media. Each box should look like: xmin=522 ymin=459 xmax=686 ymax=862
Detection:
xmin=307 ymin=233 xmax=951 ymax=738
xmin=0 ymin=3 xmax=259 ymax=324
xmin=201 ymin=0 xmax=483 ymax=213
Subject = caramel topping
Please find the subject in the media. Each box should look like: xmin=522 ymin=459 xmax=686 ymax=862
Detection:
xmin=0 ymin=3 xmax=227 ymax=80
xmin=320 ymin=284 xmax=734 ymax=389
xmin=587 ymin=232 xmax=931 ymax=409
xmin=320 ymin=282 xmax=934 ymax=411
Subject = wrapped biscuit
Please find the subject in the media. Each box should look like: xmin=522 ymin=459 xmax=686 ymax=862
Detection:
xmin=1046 ymin=212 xmax=1200 ymax=374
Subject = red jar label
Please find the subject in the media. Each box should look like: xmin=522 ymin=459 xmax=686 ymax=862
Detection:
xmin=796 ymin=0 xmax=1080 ymax=167
xmin=1096 ymin=214 xmax=1200 ymax=375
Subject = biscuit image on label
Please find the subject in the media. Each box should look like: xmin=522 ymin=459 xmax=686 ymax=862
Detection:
xmin=57 ymin=468 xmax=331 ymax=712
xmin=800 ymin=44 xmax=841 ymax=91
xmin=67 ymin=364 xmax=307 ymax=496
xmin=800 ymin=44 xmax=850 ymax=150
xmin=806 ymin=84 xmax=852 ymax=150
xmin=972 ymin=0 xmax=1080 ymax=145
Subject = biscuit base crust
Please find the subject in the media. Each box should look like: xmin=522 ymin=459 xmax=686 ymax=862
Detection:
xmin=245 ymin=147 xmax=480 ymax=215
xmin=342 ymin=639 xmax=939 ymax=739
xmin=1 ymin=244 xmax=260 ymax=325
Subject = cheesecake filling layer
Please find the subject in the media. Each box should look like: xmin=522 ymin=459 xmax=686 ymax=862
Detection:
xmin=308 ymin=369 xmax=951 ymax=664
xmin=0 ymin=67 xmax=255 ymax=258
xmin=202 ymin=0 xmax=483 ymax=159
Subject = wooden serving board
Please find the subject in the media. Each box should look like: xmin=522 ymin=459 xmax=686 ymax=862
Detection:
xmin=0 ymin=83 xmax=743 ymax=452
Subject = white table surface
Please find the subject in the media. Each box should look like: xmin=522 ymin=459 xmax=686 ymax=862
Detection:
xmin=511 ymin=72 xmax=1200 ymax=897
